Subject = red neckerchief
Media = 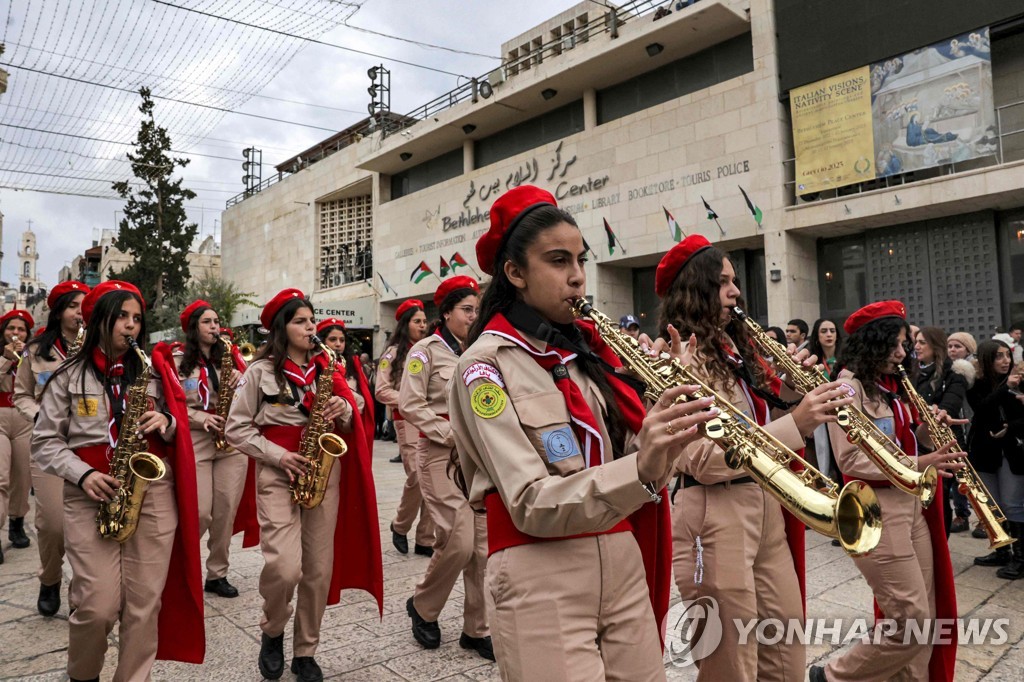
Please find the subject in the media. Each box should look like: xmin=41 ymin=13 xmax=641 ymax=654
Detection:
xmin=720 ymin=343 xmax=776 ymax=426
xmin=92 ymin=347 xmax=127 ymax=447
xmin=54 ymin=336 xmax=67 ymax=361
xmin=196 ymin=356 xmax=211 ymax=410
xmin=877 ymin=374 xmax=919 ymax=457
xmin=282 ymin=352 xmax=331 ymax=413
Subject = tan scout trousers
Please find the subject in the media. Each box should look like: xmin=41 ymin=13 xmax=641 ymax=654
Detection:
xmin=64 ymin=466 xmax=177 ymax=682
xmin=391 ymin=419 xmax=435 ymax=546
xmin=673 ymin=483 xmax=805 ymax=682
xmin=192 ymin=430 xmax=248 ymax=581
xmin=487 ymin=531 xmax=665 ymax=682
xmin=31 ymin=461 xmax=66 ymax=585
xmin=413 ymin=439 xmax=487 ymax=637
xmin=0 ymin=407 xmax=31 ymax=530
xmin=825 ymin=487 xmax=935 ymax=682
xmin=256 ymin=460 xmax=340 ymax=657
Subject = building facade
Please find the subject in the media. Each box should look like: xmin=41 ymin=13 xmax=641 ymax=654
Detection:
xmin=223 ymin=0 xmax=1024 ymax=355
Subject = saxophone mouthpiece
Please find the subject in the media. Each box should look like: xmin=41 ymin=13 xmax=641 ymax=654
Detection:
xmin=731 ymin=306 xmax=747 ymax=320
xmin=570 ymin=297 xmax=592 ymax=316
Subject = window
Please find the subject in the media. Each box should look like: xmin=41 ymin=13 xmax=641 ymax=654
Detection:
xmin=23 ymin=262 xmax=30 ymax=277
xmin=390 ymin=148 xmax=464 ymax=200
xmin=317 ymin=194 xmax=373 ymax=289
xmin=475 ymin=100 xmax=585 ymax=169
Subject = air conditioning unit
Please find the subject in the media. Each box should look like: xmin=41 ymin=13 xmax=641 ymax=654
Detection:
xmin=488 ymin=66 xmax=507 ymax=88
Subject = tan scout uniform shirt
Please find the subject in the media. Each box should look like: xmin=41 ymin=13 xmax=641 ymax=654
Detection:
xmin=374 ymin=344 xmax=400 ymax=412
xmin=399 ymin=335 xmax=456 ymax=447
xmin=0 ymin=356 xmax=21 ymax=396
xmin=32 ymin=361 xmax=176 ymax=485
xmin=173 ymin=349 xmax=224 ymax=431
xmin=449 ymin=331 xmax=666 ymax=538
xmin=14 ymin=342 xmax=67 ymax=421
xmin=225 ymin=357 xmax=354 ymax=466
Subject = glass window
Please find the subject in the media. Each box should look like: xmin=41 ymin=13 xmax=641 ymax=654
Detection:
xmin=475 ymin=101 xmax=586 ymax=169
xmin=390 ymin=148 xmax=464 ymax=200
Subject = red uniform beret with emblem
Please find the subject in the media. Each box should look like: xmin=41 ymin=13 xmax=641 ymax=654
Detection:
xmin=476 ymin=185 xmax=558 ymax=276
xmin=316 ymin=317 xmax=346 ymax=335
xmin=654 ymin=235 xmax=713 ymax=297
xmin=395 ymin=299 xmax=424 ymax=322
xmin=434 ymin=275 xmax=479 ymax=308
xmin=81 ymin=280 xmax=144 ymax=325
xmin=180 ymin=299 xmax=212 ymax=334
xmin=843 ymin=300 xmax=907 ymax=335
xmin=0 ymin=309 xmax=34 ymax=330
xmin=260 ymin=288 xmax=306 ymax=330
xmin=47 ymin=280 xmax=90 ymax=309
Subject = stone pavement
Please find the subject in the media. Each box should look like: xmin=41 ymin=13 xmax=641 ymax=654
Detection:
xmin=0 ymin=439 xmax=1022 ymax=680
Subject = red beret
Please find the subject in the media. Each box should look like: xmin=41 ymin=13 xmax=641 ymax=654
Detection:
xmin=35 ymin=327 xmax=46 ymax=337
xmin=47 ymin=281 xmax=90 ymax=309
xmin=180 ymin=299 xmax=212 ymax=334
xmin=316 ymin=317 xmax=346 ymax=335
xmin=0 ymin=309 xmax=34 ymax=330
xmin=476 ymin=185 xmax=557 ymax=275
xmin=395 ymin=299 xmax=424 ymax=321
xmin=434 ymin=275 xmax=479 ymax=307
xmin=843 ymin=300 xmax=907 ymax=335
xmin=654 ymin=235 xmax=714 ymax=297
xmin=219 ymin=327 xmax=234 ymax=339
xmin=81 ymin=280 xmax=144 ymax=325
xmin=260 ymin=288 xmax=306 ymax=330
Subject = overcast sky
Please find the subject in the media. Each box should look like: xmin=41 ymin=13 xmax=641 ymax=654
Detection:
xmin=0 ymin=0 xmax=584 ymax=289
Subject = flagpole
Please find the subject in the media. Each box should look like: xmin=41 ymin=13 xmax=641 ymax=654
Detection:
xmin=467 ymin=263 xmax=484 ymax=279
xmin=365 ymin=279 xmax=384 ymax=298
xmin=713 ymin=217 xmax=726 ymax=238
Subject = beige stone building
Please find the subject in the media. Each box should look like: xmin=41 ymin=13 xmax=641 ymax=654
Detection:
xmin=223 ymin=0 xmax=1024 ymax=354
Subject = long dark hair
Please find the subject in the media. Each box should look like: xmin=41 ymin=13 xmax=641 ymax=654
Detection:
xmin=429 ymin=288 xmax=476 ymax=336
xmin=319 ymin=323 xmax=358 ymax=381
xmin=389 ymin=305 xmax=424 ymax=389
xmin=471 ymin=204 xmax=629 ymax=460
xmin=657 ymin=246 xmax=768 ymax=392
xmin=179 ymin=305 xmax=225 ymax=377
xmin=838 ymin=316 xmax=911 ymax=401
xmin=254 ymin=297 xmax=314 ymax=397
xmin=44 ymin=290 xmax=148 ymax=398
xmin=808 ymin=318 xmax=842 ymax=378
xmin=25 ymin=291 xmax=84 ymax=362
xmin=975 ymin=339 xmax=1011 ymax=389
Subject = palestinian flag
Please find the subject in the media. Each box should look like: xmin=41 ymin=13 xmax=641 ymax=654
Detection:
xmin=410 ymin=261 xmax=432 ymax=283
xmin=604 ymin=219 xmax=626 ymax=255
xmin=378 ymin=272 xmax=394 ymax=294
xmin=739 ymin=186 xmax=763 ymax=228
xmin=702 ymin=196 xmax=719 ymax=221
xmin=439 ymin=256 xmax=451 ymax=277
xmin=451 ymin=252 xmax=469 ymax=271
xmin=582 ymin=236 xmax=594 ymax=257
xmin=663 ymin=207 xmax=683 ymax=242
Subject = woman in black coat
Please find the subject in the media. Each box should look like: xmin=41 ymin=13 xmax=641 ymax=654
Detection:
xmin=969 ymin=339 xmax=1024 ymax=579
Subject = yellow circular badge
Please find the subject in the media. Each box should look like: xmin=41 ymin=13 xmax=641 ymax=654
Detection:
xmin=471 ymin=384 xmax=506 ymax=419
xmin=379 ymin=359 xmax=390 ymax=370
xmin=408 ymin=359 xmax=424 ymax=375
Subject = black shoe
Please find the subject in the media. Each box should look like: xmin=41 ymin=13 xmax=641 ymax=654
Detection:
xmin=204 ymin=577 xmax=239 ymax=598
xmin=258 ymin=632 xmax=285 ymax=680
xmin=70 ymin=678 xmax=99 ymax=682
xmin=0 ymin=544 xmax=4 ymax=565
xmin=809 ymin=664 xmax=828 ymax=682
xmin=975 ymin=547 xmax=1011 ymax=567
xmin=8 ymin=517 xmax=29 ymax=549
xmin=459 ymin=633 xmax=495 ymax=661
xmin=37 ymin=582 xmax=61 ymax=617
xmin=391 ymin=523 xmax=409 ymax=555
xmin=831 ymin=539 xmax=841 ymax=547
xmin=407 ymin=597 xmax=441 ymax=649
xmin=950 ymin=516 xmax=970 ymax=533
xmin=389 ymin=454 xmax=402 ymax=463
xmin=973 ymin=523 xmax=989 ymax=539
xmin=290 ymin=656 xmax=323 ymax=682
xmin=414 ymin=543 xmax=434 ymax=557
xmin=996 ymin=522 xmax=1024 ymax=580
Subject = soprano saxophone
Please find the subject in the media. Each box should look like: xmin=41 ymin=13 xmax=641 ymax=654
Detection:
xmin=289 ymin=335 xmax=348 ymax=509
xmin=213 ymin=335 xmax=236 ymax=451
xmin=97 ymin=336 xmax=168 ymax=542
xmin=898 ymin=367 xmax=1013 ymax=549
xmin=66 ymin=322 xmax=85 ymax=357
xmin=572 ymin=299 xmax=882 ymax=556
xmin=733 ymin=307 xmax=939 ymax=508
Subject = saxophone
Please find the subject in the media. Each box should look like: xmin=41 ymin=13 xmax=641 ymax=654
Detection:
xmin=67 ymin=323 xmax=85 ymax=357
xmin=213 ymin=335 xmax=236 ymax=451
xmin=97 ymin=336 xmax=168 ymax=542
xmin=572 ymin=299 xmax=882 ymax=556
xmin=289 ymin=335 xmax=349 ymax=509
xmin=898 ymin=367 xmax=1013 ymax=549
xmin=733 ymin=307 xmax=939 ymax=508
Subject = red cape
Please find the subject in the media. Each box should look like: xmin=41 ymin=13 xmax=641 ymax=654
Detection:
xmin=150 ymin=343 xmax=205 ymax=663
xmin=226 ymin=346 xmax=261 ymax=548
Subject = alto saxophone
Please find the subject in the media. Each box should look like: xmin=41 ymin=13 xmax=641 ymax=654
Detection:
xmin=733 ymin=307 xmax=939 ymax=508
xmin=572 ymin=299 xmax=882 ymax=556
xmin=898 ymin=367 xmax=1013 ymax=549
xmin=97 ymin=336 xmax=168 ymax=542
xmin=289 ymin=335 xmax=349 ymax=509
xmin=213 ymin=335 xmax=236 ymax=451
xmin=67 ymin=323 xmax=85 ymax=357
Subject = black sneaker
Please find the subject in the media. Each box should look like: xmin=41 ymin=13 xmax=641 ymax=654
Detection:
xmin=290 ymin=656 xmax=323 ymax=682
xmin=258 ymin=633 xmax=285 ymax=680
xmin=37 ymin=581 xmax=61 ymax=617
xmin=204 ymin=577 xmax=240 ymax=598
xmin=459 ymin=633 xmax=495 ymax=661
xmin=973 ymin=523 xmax=989 ymax=539
xmin=414 ymin=543 xmax=434 ymax=557
xmin=391 ymin=523 xmax=409 ymax=555
xmin=809 ymin=664 xmax=828 ymax=682
xmin=407 ymin=597 xmax=441 ymax=649
xmin=389 ymin=454 xmax=402 ymax=463
xmin=8 ymin=517 xmax=30 ymax=549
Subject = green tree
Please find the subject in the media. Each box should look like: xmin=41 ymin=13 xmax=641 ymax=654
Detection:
xmin=112 ymin=87 xmax=198 ymax=322
xmin=152 ymin=275 xmax=258 ymax=341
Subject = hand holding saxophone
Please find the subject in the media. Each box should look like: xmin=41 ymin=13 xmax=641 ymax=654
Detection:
xmin=321 ymin=394 xmax=348 ymax=422
xmin=136 ymin=410 xmax=170 ymax=436
xmin=202 ymin=414 xmax=227 ymax=434
xmin=917 ymin=439 xmax=966 ymax=478
xmin=789 ymin=381 xmax=857 ymax=436
xmin=636 ymin=385 xmax=718 ymax=483
xmin=82 ymin=472 xmax=121 ymax=503
xmin=279 ymin=451 xmax=309 ymax=481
